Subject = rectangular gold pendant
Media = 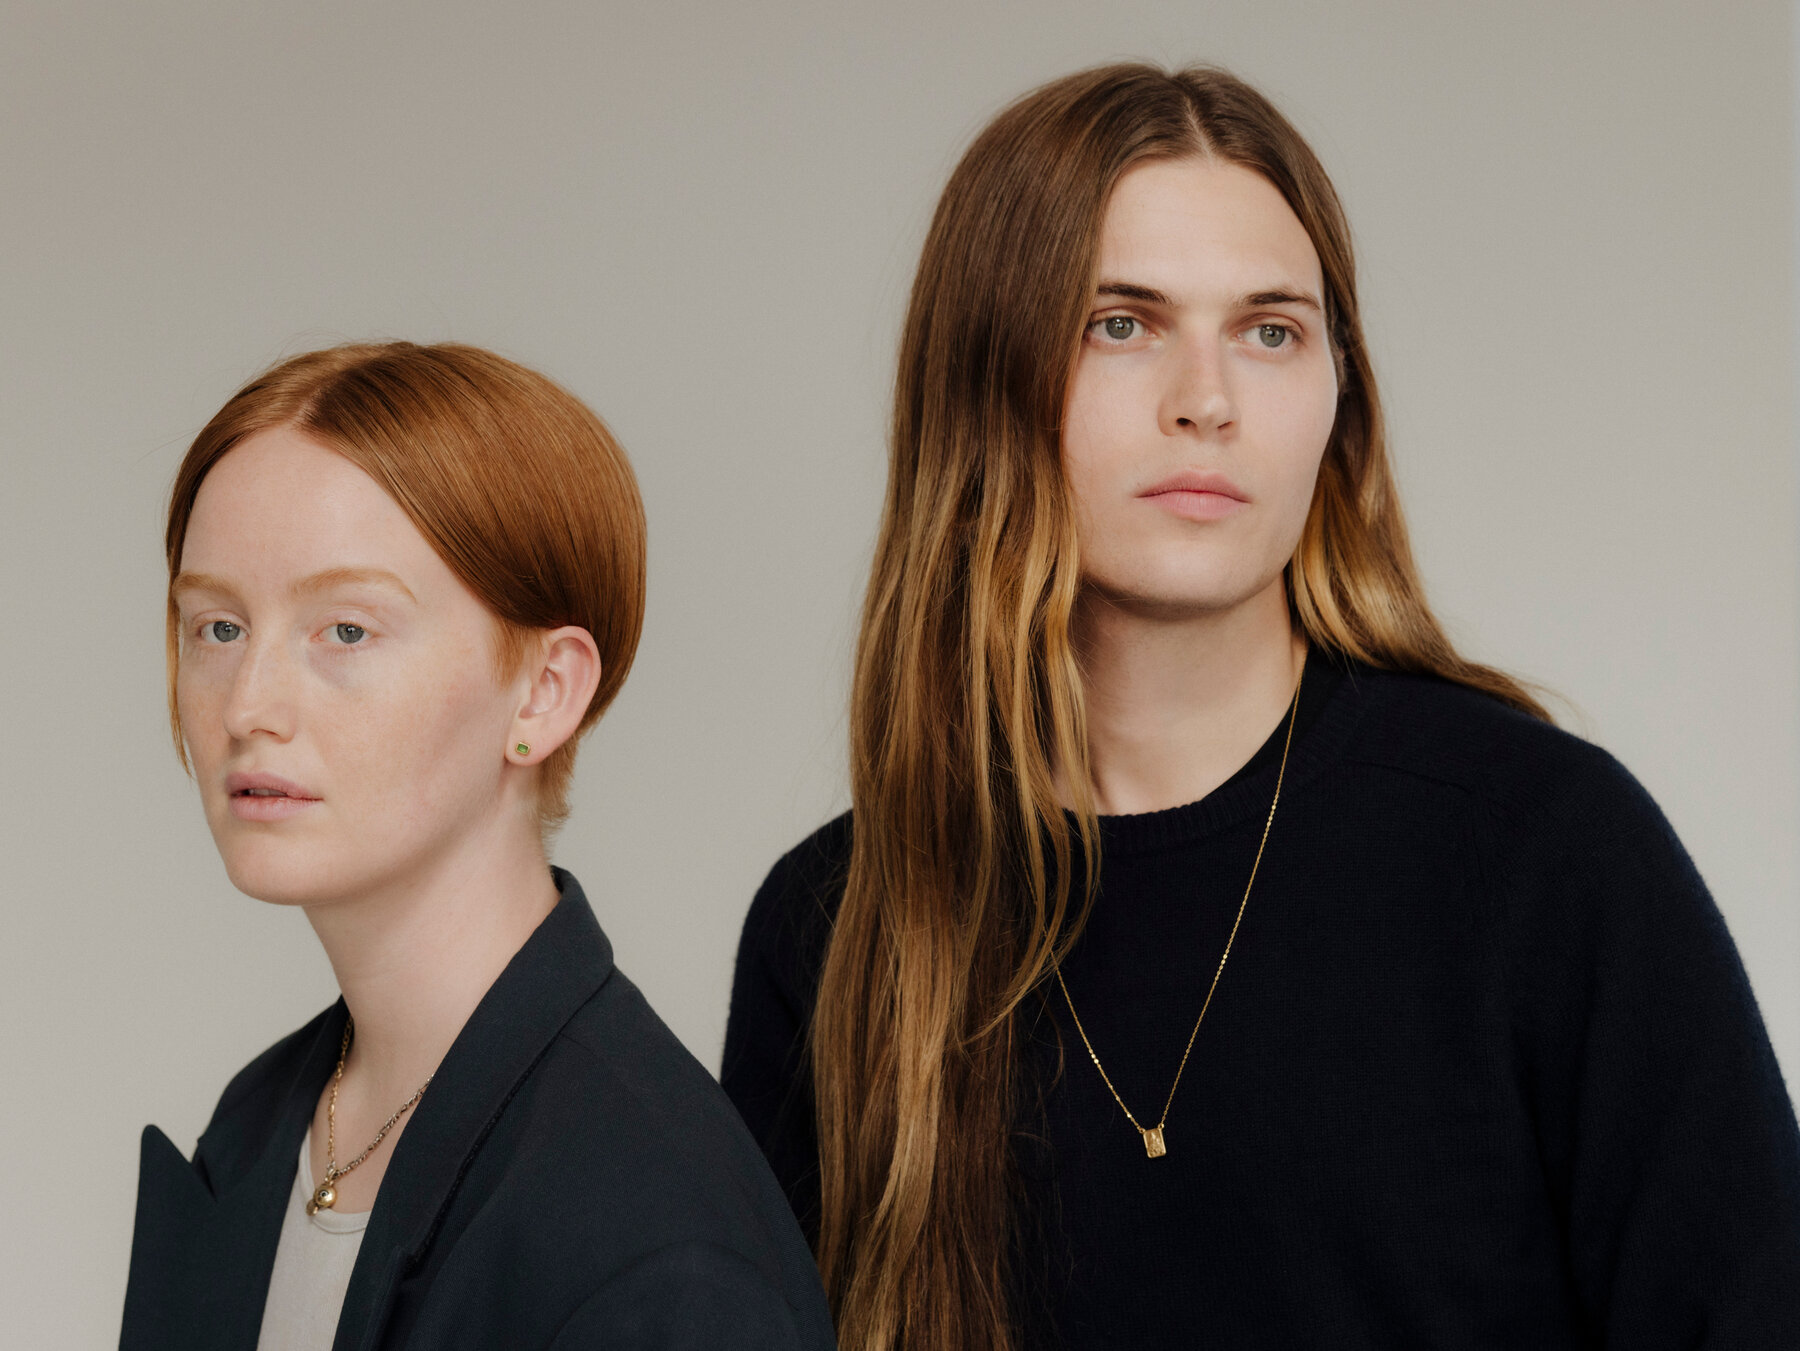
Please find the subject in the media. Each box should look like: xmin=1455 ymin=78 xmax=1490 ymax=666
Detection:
xmin=1142 ymin=1126 xmax=1166 ymax=1158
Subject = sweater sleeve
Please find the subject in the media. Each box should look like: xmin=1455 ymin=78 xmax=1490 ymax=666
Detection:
xmin=722 ymin=824 xmax=846 ymax=1245
xmin=1493 ymin=744 xmax=1800 ymax=1348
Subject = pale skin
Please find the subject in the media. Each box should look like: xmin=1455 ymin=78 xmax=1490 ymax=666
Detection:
xmin=173 ymin=427 xmax=601 ymax=1212
xmin=1062 ymin=157 xmax=1340 ymax=815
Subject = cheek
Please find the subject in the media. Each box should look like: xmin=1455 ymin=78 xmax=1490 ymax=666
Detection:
xmin=346 ymin=663 xmax=509 ymax=820
xmin=1060 ymin=367 xmax=1139 ymax=529
xmin=1258 ymin=371 xmax=1338 ymax=520
xmin=175 ymin=661 xmax=227 ymax=769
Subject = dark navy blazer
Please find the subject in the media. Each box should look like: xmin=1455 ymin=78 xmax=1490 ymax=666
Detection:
xmin=121 ymin=871 xmax=836 ymax=1350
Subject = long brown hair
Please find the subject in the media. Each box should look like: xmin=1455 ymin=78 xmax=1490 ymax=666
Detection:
xmin=811 ymin=63 xmax=1546 ymax=1351
xmin=164 ymin=341 xmax=646 ymax=830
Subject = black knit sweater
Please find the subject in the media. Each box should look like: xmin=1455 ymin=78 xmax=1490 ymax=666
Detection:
xmin=722 ymin=656 xmax=1800 ymax=1348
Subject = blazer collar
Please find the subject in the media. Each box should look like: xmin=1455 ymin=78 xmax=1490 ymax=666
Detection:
xmin=335 ymin=867 xmax=615 ymax=1349
xmin=125 ymin=998 xmax=348 ymax=1351
xmin=126 ymin=869 xmax=615 ymax=1351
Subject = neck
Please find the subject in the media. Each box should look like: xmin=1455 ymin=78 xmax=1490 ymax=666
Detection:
xmin=305 ymin=821 xmax=558 ymax=1103
xmin=1073 ymin=576 xmax=1305 ymax=816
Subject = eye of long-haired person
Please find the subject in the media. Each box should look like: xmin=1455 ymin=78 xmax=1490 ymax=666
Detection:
xmin=722 ymin=65 xmax=1800 ymax=1350
xmin=123 ymin=343 xmax=836 ymax=1351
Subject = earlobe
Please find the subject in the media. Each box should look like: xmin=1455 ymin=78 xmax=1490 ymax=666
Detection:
xmin=506 ymin=626 xmax=602 ymax=766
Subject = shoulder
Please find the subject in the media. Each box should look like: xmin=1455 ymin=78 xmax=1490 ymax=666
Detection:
xmin=499 ymin=968 xmax=825 ymax=1309
xmin=556 ymin=966 xmax=761 ymax=1153
xmin=737 ymin=811 xmax=853 ymax=989
xmin=721 ymin=821 xmax=845 ymax=1207
xmin=1337 ymin=666 xmax=1718 ymax=961
xmin=547 ymin=969 xmax=786 ymax=1196
xmin=1341 ymin=665 xmax=1667 ymax=845
xmin=756 ymin=812 xmax=854 ymax=920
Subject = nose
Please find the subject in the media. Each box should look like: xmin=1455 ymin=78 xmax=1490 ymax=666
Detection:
xmin=221 ymin=633 xmax=298 ymax=744
xmin=1159 ymin=335 xmax=1236 ymax=437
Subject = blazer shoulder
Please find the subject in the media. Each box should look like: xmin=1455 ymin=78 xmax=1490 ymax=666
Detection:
xmin=558 ymin=968 xmax=782 ymax=1188
xmin=523 ymin=973 xmax=831 ymax=1323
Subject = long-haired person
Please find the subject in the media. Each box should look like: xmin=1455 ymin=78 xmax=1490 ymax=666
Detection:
xmin=123 ymin=343 xmax=835 ymax=1351
xmin=722 ymin=65 xmax=1800 ymax=1349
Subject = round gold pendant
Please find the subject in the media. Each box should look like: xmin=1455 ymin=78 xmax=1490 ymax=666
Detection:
xmin=306 ymin=1183 xmax=336 ymax=1215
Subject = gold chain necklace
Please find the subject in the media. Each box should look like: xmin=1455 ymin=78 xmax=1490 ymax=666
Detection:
xmin=1055 ymin=657 xmax=1304 ymax=1159
xmin=305 ymin=1018 xmax=434 ymax=1214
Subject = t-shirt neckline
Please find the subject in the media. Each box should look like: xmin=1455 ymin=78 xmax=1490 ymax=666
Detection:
xmin=298 ymin=1126 xmax=373 ymax=1235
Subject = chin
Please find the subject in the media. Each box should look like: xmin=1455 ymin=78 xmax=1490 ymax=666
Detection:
xmin=1083 ymin=540 xmax=1291 ymax=617
xmin=1098 ymin=570 xmax=1278 ymax=619
xmin=216 ymin=837 xmax=374 ymax=909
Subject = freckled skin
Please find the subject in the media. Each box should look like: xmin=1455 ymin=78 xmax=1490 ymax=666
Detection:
xmin=1062 ymin=159 xmax=1340 ymax=618
xmin=175 ymin=428 xmax=525 ymax=910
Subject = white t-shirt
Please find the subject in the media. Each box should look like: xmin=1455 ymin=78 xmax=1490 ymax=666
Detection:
xmin=255 ymin=1130 xmax=369 ymax=1351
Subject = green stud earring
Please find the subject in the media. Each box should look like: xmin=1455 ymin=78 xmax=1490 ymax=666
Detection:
xmin=515 ymin=743 xmax=530 ymax=756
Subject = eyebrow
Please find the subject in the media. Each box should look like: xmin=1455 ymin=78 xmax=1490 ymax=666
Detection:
xmin=1095 ymin=280 xmax=1324 ymax=314
xmin=1095 ymin=281 xmax=1174 ymax=305
xmin=170 ymin=567 xmax=418 ymax=604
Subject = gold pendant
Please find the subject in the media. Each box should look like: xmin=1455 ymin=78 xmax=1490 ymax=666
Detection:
xmin=306 ymin=1183 xmax=337 ymax=1215
xmin=1142 ymin=1125 xmax=1166 ymax=1158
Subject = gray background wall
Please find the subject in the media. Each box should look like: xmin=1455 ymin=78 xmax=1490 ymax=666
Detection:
xmin=3 ymin=2 xmax=1795 ymax=1342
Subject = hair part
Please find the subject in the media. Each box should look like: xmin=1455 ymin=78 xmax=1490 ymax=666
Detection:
xmin=812 ymin=62 xmax=1547 ymax=1351
xmin=164 ymin=341 xmax=646 ymax=833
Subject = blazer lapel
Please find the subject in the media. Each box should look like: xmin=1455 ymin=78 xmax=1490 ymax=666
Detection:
xmin=334 ymin=870 xmax=616 ymax=1351
xmin=122 ymin=1006 xmax=345 ymax=1351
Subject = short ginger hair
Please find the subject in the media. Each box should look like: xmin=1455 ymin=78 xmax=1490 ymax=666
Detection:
xmin=164 ymin=341 xmax=647 ymax=832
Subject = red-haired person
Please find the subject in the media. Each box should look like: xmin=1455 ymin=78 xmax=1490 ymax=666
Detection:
xmin=124 ymin=344 xmax=835 ymax=1351
xmin=722 ymin=66 xmax=1800 ymax=1350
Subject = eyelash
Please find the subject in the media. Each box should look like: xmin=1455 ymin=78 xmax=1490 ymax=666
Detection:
xmin=188 ymin=620 xmax=372 ymax=646
xmin=1085 ymin=314 xmax=1303 ymax=349
xmin=1246 ymin=322 xmax=1300 ymax=349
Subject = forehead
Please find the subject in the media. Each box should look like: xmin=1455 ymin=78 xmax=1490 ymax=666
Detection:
xmin=1097 ymin=158 xmax=1322 ymax=297
xmin=179 ymin=425 xmax=437 ymax=584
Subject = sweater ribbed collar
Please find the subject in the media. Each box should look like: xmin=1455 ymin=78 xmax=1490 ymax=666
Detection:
xmin=1092 ymin=650 xmax=1374 ymax=857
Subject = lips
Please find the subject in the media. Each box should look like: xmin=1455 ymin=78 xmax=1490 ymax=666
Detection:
xmin=1140 ymin=469 xmax=1248 ymax=502
xmin=1140 ymin=469 xmax=1249 ymax=522
xmin=225 ymin=771 xmax=320 ymax=822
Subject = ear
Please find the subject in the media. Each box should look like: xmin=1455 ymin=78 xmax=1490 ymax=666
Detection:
xmin=504 ymin=627 xmax=603 ymax=766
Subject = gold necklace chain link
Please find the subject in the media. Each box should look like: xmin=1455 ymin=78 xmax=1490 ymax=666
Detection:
xmin=1055 ymin=656 xmax=1305 ymax=1159
xmin=305 ymin=1018 xmax=434 ymax=1214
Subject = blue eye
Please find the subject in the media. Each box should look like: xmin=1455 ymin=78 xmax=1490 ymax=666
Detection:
xmin=330 ymin=623 xmax=367 ymax=645
xmin=206 ymin=620 xmax=242 ymax=643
